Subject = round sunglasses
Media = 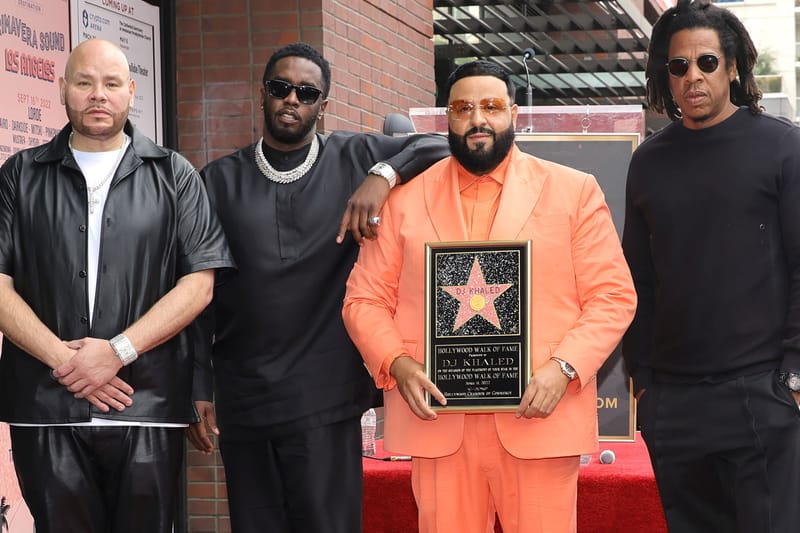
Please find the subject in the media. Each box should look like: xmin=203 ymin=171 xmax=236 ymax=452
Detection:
xmin=265 ymin=79 xmax=322 ymax=105
xmin=666 ymin=54 xmax=720 ymax=77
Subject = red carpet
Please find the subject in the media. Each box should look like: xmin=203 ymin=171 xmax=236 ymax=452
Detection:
xmin=363 ymin=434 xmax=667 ymax=533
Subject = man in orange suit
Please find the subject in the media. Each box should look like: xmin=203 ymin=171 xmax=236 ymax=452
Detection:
xmin=342 ymin=60 xmax=637 ymax=533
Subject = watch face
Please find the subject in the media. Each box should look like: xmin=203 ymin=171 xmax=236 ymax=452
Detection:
xmin=371 ymin=162 xmax=390 ymax=178
xmin=788 ymin=374 xmax=800 ymax=392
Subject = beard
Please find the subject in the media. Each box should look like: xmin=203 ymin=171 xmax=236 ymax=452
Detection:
xmin=264 ymin=106 xmax=317 ymax=145
xmin=448 ymin=125 xmax=515 ymax=175
xmin=65 ymin=101 xmax=129 ymax=142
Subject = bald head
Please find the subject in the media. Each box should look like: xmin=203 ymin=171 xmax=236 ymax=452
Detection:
xmin=60 ymin=38 xmax=136 ymax=150
xmin=65 ymin=38 xmax=131 ymax=82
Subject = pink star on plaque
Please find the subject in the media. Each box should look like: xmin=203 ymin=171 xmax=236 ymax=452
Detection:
xmin=441 ymin=256 xmax=512 ymax=331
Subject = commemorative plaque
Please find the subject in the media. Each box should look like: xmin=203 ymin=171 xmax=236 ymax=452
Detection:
xmin=425 ymin=241 xmax=531 ymax=411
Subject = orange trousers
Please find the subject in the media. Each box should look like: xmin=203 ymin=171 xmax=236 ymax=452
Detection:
xmin=411 ymin=414 xmax=579 ymax=533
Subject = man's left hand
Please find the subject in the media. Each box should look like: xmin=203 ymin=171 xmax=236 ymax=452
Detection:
xmin=53 ymin=337 xmax=123 ymax=398
xmin=336 ymin=174 xmax=390 ymax=244
xmin=515 ymin=360 xmax=570 ymax=419
xmin=84 ymin=378 xmax=135 ymax=413
xmin=186 ymin=400 xmax=219 ymax=455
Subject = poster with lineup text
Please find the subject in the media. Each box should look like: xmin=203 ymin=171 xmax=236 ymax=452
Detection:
xmin=0 ymin=0 xmax=69 ymax=164
xmin=71 ymin=0 xmax=161 ymax=144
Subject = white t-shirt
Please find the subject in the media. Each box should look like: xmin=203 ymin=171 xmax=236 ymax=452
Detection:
xmin=71 ymin=134 xmax=130 ymax=324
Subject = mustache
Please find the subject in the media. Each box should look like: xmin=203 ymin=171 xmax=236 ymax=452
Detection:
xmin=275 ymin=107 xmax=301 ymax=120
xmin=82 ymin=105 xmax=111 ymax=113
xmin=464 ymin=127 xmax=494 ymax=137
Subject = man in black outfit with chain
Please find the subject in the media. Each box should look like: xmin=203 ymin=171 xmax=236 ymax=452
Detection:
xmin=185 ymin=42 xmax=449 ymax=532
xmin=622 ymin=2 xmax=800 ymax=531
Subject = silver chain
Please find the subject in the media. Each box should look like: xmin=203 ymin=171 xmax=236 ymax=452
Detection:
xmin=254 ymin=136 xmax=319 ymax=184
xmin=69 ymin=132 xmax=129 ymax=214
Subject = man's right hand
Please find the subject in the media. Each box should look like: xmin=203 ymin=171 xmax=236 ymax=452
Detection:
xmin=54 ymin=341 xmax=133 ymax=413
xmin=186 ymin=400 xmax=219 ymax=454
xmin=390 ymin=356 xmax=446 ymax=421
xmin=53 ymin=337 xmax=123 ymax=398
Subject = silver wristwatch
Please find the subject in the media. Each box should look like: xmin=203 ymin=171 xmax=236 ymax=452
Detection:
xmin=368 ymin=162 xmax=398 ymax=188
xmin=110 ymin=334 xmax=138 ymax=366
xmin=550 ymin=357 xmax=577 ymax=380
xmin=779 ymin=371 xmax=800 ymax=392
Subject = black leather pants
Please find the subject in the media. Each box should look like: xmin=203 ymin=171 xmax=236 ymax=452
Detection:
xmin=10 ymin=425 xmax=184 ymax=533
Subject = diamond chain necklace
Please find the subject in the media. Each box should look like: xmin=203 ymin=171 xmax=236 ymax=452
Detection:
xmin=254 ymin=136 xmax=319 ymax=184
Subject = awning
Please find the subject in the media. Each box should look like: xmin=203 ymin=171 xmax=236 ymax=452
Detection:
xmin=433 ymin=0 xmax=664 ymax=106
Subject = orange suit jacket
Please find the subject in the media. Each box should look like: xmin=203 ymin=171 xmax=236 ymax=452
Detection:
xmin=343 ymin=145 xmax=636 ymax=459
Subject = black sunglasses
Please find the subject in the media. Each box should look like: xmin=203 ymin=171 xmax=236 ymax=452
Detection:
xmin=666 ymin=54 xmax=720 ymax=77
xmin=265 ymin=79 xmax=322 ymax=105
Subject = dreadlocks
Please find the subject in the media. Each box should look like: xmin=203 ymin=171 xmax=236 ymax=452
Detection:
xmin=645 ymin=0 xmax=761 ymax=120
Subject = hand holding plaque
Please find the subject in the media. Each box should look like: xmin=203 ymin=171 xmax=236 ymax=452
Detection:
xmin=390 ymin=356 xmax=447 ymax=420
xmin=515 ymin=359 xmax=570 ymax=419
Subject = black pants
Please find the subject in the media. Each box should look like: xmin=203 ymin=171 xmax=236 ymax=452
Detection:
xmin=220 ymin=416 xmax=363 ymax=533
xmin=639 ymin=369 xmax=800 ymax=533
xmin=10 ymin=425 xmax=184 ymax=533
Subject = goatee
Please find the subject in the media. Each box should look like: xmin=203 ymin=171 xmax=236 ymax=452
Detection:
xmin=264 ymin=108 xmax=317 ymax=145
xmin=448 ymin=125 xmax=515 ymax=175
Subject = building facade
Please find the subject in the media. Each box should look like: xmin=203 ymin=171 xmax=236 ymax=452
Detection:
xmin=720 ymin=0 xmax=797 ymax=122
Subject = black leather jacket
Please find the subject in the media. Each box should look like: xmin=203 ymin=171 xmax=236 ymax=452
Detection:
xmin=0 ymin=122 xmax=234 ymax=424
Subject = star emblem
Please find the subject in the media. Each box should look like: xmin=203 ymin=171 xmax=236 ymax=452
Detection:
xmin=441 ymin=256 xmax=512 ymax=331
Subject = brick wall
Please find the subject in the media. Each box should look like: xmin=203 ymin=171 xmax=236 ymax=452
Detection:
xmin=176 ymin=0 xmax=436 ymax=170
xmin=185 ymin=440 xmax=230 ymax=533
xmin=321 ymin=0 xmax=438 ymax=132
xmin=176 ymin=1 xmax=435 ymax=531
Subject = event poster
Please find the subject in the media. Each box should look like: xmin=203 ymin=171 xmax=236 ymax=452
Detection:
xmin=0 ymin=335 xmax=34 ymax=532
xmin=71 ymin=0 xmax=161 ymax=144
xmin=1 ymin=2 xmax=67 ymax=529
xmin=1 ymin=331 xmax=34 ymax=531
xmin=0 ymin=0 xmax=69 ymax=165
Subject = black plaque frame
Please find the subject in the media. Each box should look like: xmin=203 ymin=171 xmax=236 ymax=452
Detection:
xmin=424 ymin=240 xmax=531 ymax=412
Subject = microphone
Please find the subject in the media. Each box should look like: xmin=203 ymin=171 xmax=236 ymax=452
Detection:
xmin=522 ymin=47 xmax=536 ymax=61
xmin=599 ymin=449 xmax=616 ymax=464
xmin=521 ymin=47 xmax=535 ymax=132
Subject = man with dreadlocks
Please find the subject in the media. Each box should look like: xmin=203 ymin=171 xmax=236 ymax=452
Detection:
xmin=621 ymin=1 xmax=800 ymax=531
